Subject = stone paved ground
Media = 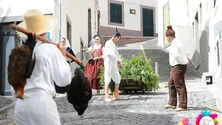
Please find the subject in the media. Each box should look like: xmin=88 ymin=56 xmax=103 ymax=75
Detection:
xmin=1 ymin=79 xmax=218 ymax=125
xmin=0 ymin=97 xmax=13 ymax=109
xmin=56 ymin=79 xmax=218 ymax=125
xmin=0 ymin=39 xmax=219 ymax=125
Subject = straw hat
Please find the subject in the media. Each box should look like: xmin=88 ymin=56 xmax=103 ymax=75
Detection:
xmin=18 ymin=9 xmax=57 ymax=37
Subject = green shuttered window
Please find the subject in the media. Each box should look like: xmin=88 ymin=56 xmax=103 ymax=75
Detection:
xmin=143 ymin=8 xmax=154 ymax=36
xmin=110 ymin=3 xmax=122 ymax=24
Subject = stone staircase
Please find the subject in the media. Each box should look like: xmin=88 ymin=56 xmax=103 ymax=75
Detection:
xmin=118 ymin=38 xmax=202 ymax=83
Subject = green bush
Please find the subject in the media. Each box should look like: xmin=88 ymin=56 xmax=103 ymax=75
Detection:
xmin=98 ymin=52 xmax=160 ymax=92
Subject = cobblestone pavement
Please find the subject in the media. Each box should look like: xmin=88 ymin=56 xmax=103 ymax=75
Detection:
xmin=57 ymin=80 xmax=218 ymax=125
xmin=0 ymin=79 xmax=218 ymax=125
xmin=0 ymin=39 xmax=218 ymax=125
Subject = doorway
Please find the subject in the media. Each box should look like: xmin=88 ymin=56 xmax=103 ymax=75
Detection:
xmin=0 ymin=23 xmax=17 ymax=95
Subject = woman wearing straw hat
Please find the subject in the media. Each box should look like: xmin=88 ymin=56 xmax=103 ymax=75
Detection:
xmin=14 ymin=9 xmax=71 ymax=125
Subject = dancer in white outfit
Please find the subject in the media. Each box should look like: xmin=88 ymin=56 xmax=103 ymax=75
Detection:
xmin=14 ymin=9 xmax=71 ymax=125
xmin=102 ymin=28 xmax=123 ymax=102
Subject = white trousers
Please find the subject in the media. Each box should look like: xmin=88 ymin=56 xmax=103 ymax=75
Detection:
xmin=104 ymin=58 xmax=121 ymax=85
xmin=15 ymin=95 xmax=61 ymax=125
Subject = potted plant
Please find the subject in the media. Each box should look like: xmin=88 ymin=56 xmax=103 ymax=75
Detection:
xmin=98 ymin=52 xmax=160 ymax=93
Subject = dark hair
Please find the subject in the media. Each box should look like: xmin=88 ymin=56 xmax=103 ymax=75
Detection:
xmin=93 ymin=32 xmax=101 ymax=38
xmin=93 ymin=35 xmax=101 ymax=38
xmin=114 ymin=32 xmax=121 ymax=37
xmin=62 ymin=37 xmax=67 ymax=41
xmin=165 ymin=25 xmax=175 ymax=37
xmin=114 ymin=27 xmax=121 ymax=37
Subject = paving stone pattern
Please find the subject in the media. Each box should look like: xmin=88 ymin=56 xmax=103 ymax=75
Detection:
xmin=0 ymin=39 xmax=217 ymax=125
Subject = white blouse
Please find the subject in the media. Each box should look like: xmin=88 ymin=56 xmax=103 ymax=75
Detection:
xmin=23 ymin=41 xmax=71 ymax=98
xmin=102 ymin=39 xmax=122 ymax=62
xmin=169 ymin=39 xmax=188 ymax=66
xmin=88 ymin=44 xmax=102 ymax=50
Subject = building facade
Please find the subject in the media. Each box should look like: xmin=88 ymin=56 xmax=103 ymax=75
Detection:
xmin=0 ymin=0 xmax=98 ymax=95
xmin=98 ymin=0 xmax=158 ymax=44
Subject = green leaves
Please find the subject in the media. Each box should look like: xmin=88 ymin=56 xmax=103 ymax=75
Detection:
xmin=98 ymin=52 xmax=160 ymax=92
xmin=98 ymin=66 xmax=105 ymax=87
xmin=119 ymin=52 xmax=160 ymax=91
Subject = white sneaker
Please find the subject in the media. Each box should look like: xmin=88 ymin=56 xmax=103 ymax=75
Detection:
xmin=105 ymin=98 xmax=112 ymax=102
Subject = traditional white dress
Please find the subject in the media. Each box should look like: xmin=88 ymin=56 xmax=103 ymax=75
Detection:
xmin=15 ymin=41 xmax=71 ymax=125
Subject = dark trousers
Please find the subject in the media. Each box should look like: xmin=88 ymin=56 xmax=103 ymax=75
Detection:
xmin=168 ymin=65 xmax=187 ymax=108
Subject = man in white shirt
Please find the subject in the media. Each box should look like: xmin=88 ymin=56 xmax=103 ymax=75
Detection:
xmin=164 ymin=25 xmax=188 ymax=111
xmin=102 ymin=28 xmax=123 ymax=102
xmin=14 ymin=9 xmax=71 ymax=125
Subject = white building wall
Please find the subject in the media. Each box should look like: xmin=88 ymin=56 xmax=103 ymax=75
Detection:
xmin=211 ymin=0 xmax=222 ymax=83
xmin=158 ymin=0 xmax=189 ymax=46
xmin=200 ymin=0 xmax=210 ymax=29
xmin=53 ymin=0 xmax=61 ymax=44
xmin=124 ymin=3 xmax=141 ymax=31
xmin=158 ymin=0 xmax=206 ymax=47
xmin=0 ymin=0 xmax=60 ymax=43
xmin=99 ymin=0 xmax=108 ymax=27
xmin=99 ymin=0 xmax=157 ymax=32
xmin=187 ymin=0 xmax=200 ymax=25
xmin=213 ymin=0 xmax=222 ymax=23
xmin=169 ymin=0 xmax=188 ymax=27
xmin=158 ymin=0 xmax=203 ymax=68
xmin=208 ymin=0 xmax=216 ymax=73
xmin=0 ymin=0 xmax=98 ymax=66
xmin=65 ymin=0 xmax=97 ymax=54
xmin=158 ymin=0 xmax=189 ymax=47
xmin=60 ymin=0 xmax=69 ymax=41
xmin=208 ymin=0 xmax=222 ymax=112
xmin=0 ymin=0 xmax=54 ymax=17
xmin=157 ymin=0 xmax=169 ymax=47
